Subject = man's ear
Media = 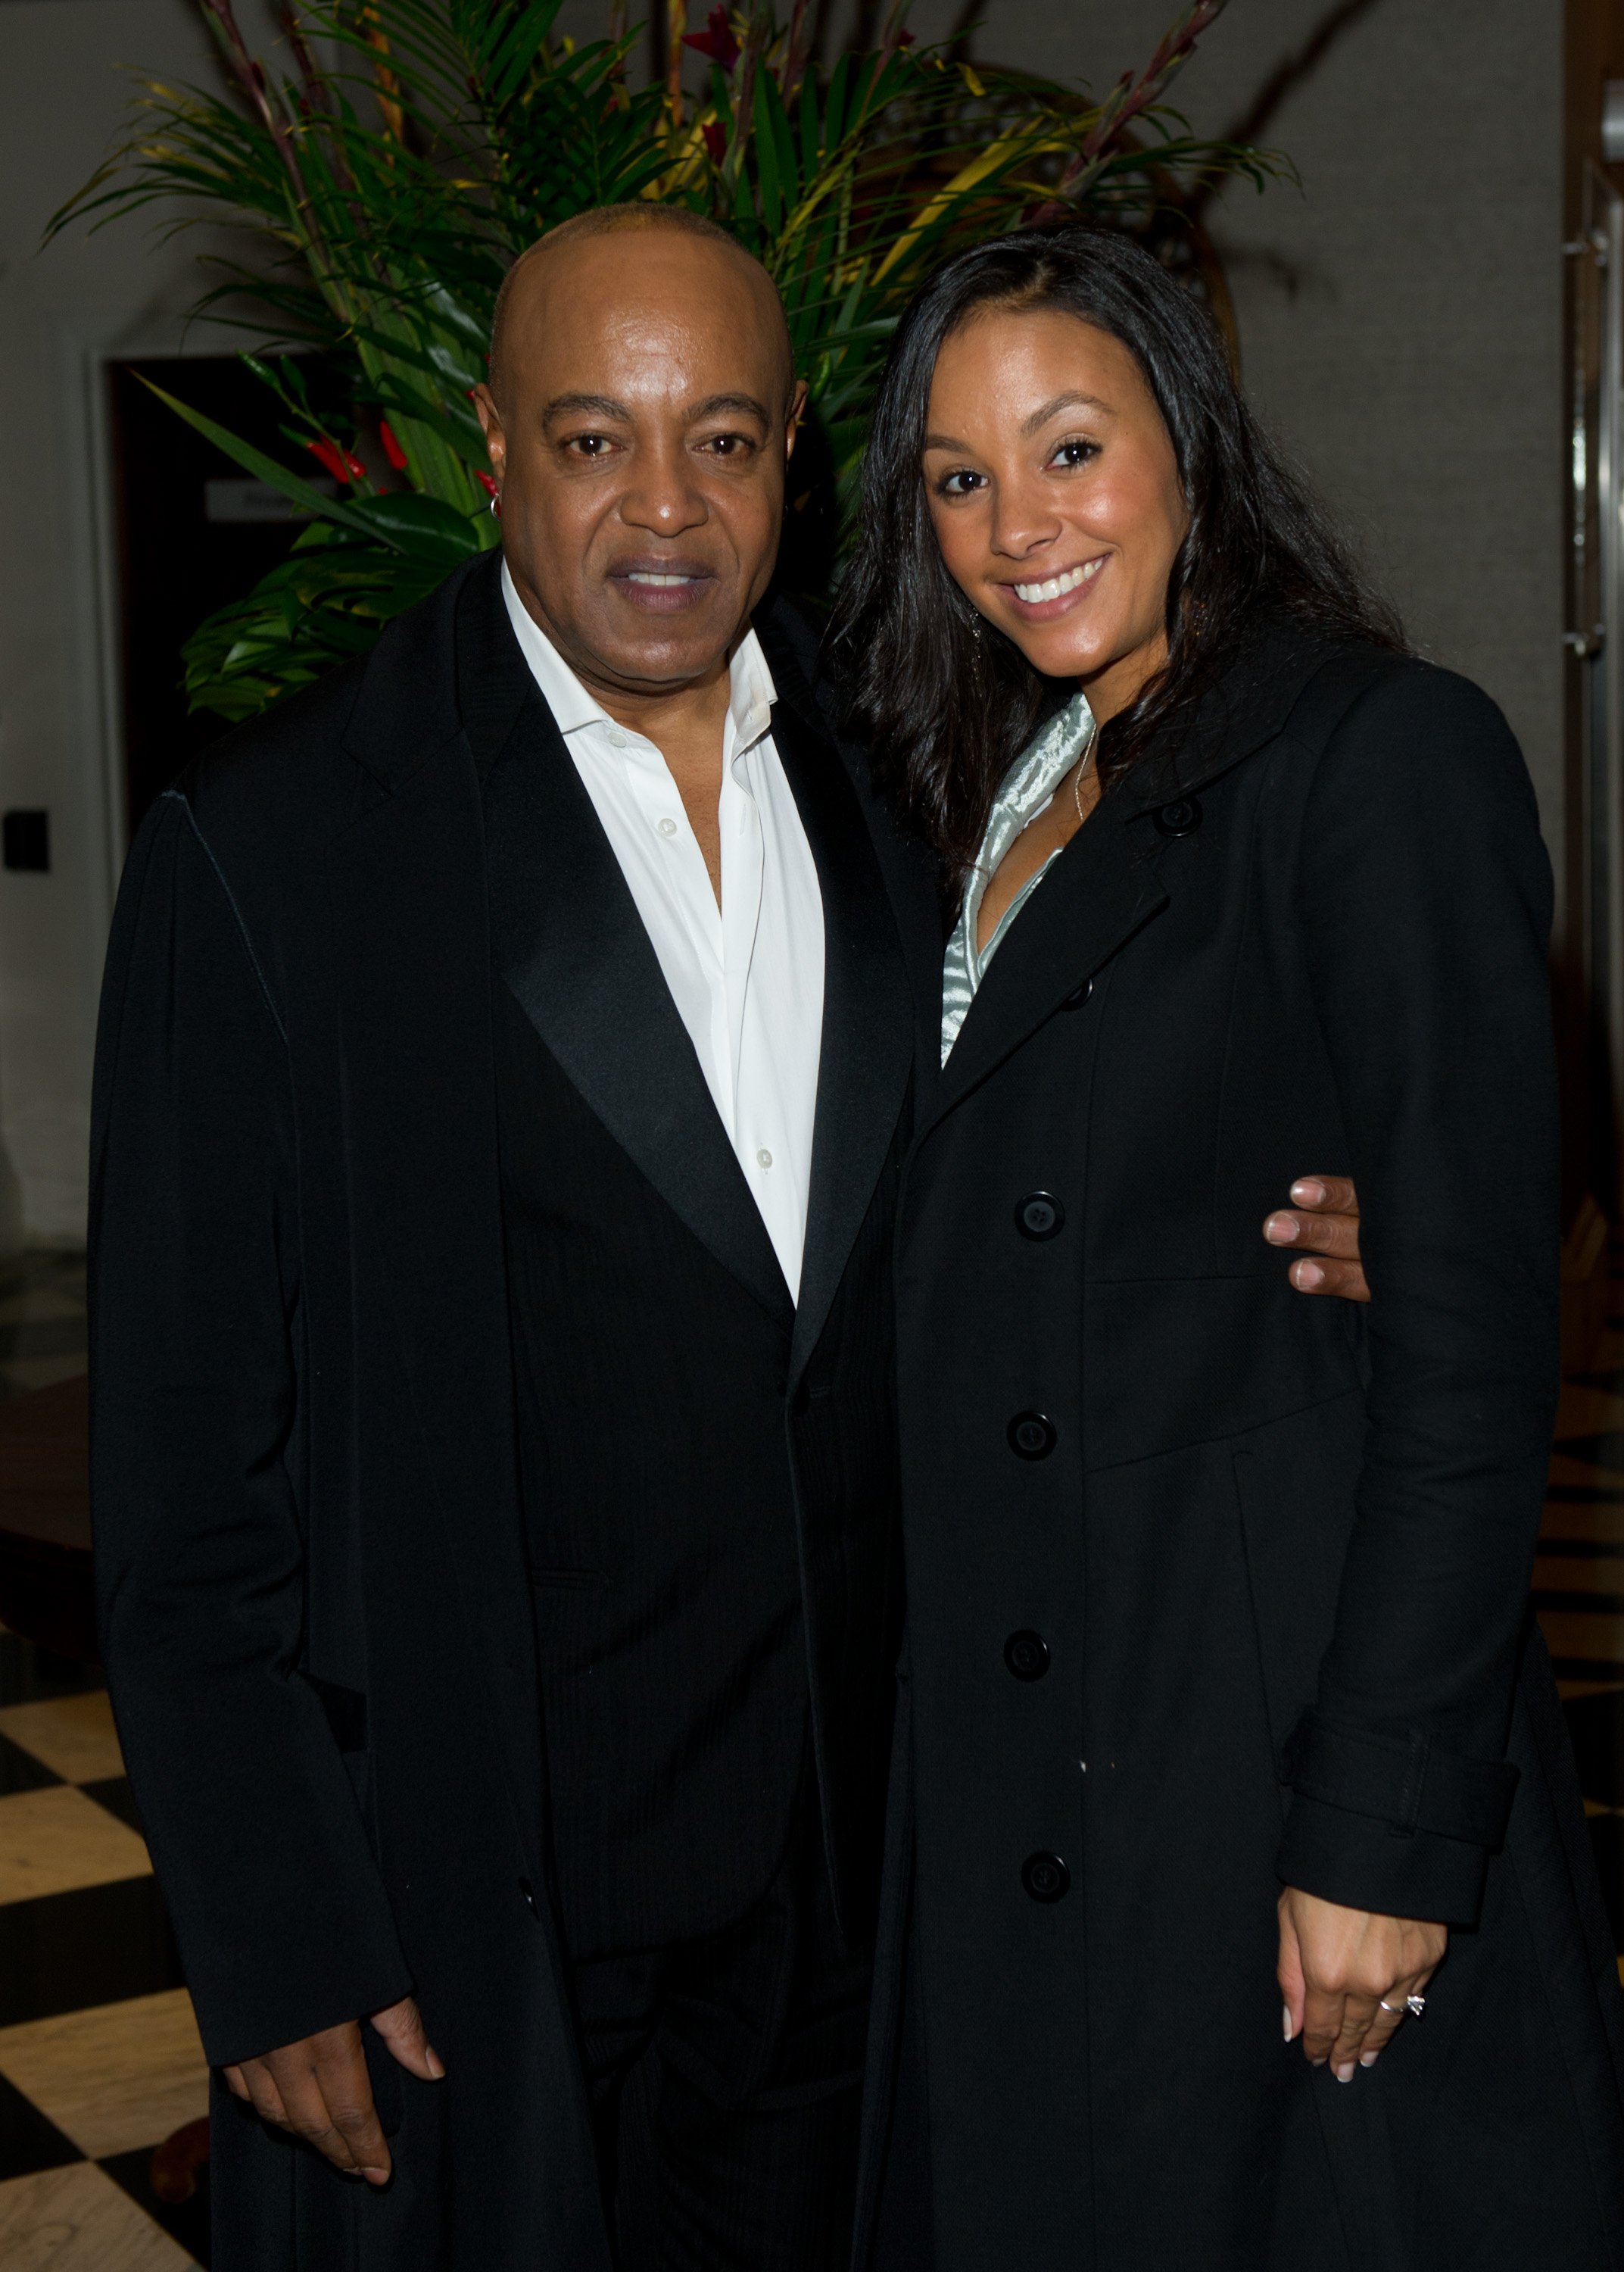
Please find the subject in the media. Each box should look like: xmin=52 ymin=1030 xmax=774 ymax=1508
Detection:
xmin=470 ymin=384 xmax=507 ymax=483
xmin=784 ymin=378 xmax=810 ymax=465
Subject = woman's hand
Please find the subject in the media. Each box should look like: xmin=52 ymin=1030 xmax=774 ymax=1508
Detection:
xmin=1277 ymin=1886 xmax=1445 ymax=2080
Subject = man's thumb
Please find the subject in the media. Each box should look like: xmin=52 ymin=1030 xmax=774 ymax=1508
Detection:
xmin=370 ymin=1994 xmax=447 ymax=2080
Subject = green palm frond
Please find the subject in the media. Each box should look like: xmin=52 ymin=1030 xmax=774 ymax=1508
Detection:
xmin=50 ymin=0 xmax=1285 ymax=719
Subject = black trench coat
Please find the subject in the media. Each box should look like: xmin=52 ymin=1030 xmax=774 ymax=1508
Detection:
xmin=859 ymin=622 xmax=1624 ymax=2271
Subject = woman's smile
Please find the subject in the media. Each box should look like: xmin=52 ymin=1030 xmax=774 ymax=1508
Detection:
xmin=1002 ymin=553 xmax=1108 ymax=617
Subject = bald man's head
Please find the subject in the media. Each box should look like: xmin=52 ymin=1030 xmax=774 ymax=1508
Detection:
xmin=488 ymin=204 xmax=793 ymax=410
xmin=471 ymin=206 xmax=807 ymax=707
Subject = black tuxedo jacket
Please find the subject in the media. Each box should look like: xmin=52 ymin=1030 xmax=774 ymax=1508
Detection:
xmin=88 ymin=549 xmax=940 ymax=2271
xmin=466 ymin=563 xmax=906 ymax=1955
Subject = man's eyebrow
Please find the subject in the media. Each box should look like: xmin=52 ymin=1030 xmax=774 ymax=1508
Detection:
xmin=541 ymin=392 xmax=632 ymax=425
xmin=688 ymin=392 xmax=773 ymax=425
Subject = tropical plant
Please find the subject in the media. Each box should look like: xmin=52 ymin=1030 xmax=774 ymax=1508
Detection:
xmin=54 ymin=0 xmax=1280 ymax=721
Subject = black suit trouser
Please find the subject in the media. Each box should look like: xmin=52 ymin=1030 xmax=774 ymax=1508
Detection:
xmin=569 ymin=1773 xmax=869 ymax=2272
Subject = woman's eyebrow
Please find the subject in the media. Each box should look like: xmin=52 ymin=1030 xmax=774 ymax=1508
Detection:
xmin=1021 ymin=390 xmax=1112 ymax=435
xmin=922 ymin=392 xmax=1116 ymax=456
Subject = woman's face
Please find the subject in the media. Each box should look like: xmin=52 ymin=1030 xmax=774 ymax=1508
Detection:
xmin=922 ymin=306 xmax=1189 ymax=720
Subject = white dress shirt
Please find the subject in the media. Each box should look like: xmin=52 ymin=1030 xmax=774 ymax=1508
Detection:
xmin=501 ymin=563 xmax=824 ymax=1300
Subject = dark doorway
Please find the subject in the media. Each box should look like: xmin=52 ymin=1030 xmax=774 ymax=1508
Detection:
xmin=108 ymin=356 xmax=314 ymax=836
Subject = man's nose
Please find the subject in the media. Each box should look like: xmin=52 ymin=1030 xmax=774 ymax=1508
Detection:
xmin=620 ymin=444 xmax=709 ymax=535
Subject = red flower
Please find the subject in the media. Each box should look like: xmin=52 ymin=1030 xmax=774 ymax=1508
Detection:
xmin=474 ymin=469 xmax=499 ymax=498
xmin=306 ymin=435 xmax=365 ymax=484
xmin=702 ymin=119 xmax=727 ymax=164
xmin=379 ymin=420 xmax=409 ymax=473
xmin=684 ymin=7 xmax=739 ymax=70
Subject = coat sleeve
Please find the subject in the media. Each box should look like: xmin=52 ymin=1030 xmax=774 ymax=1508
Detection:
xmin=90 ymin=788 xmax=413 ymax=2065
xmin=1276 ymin=660 xmax=1560 ymax=1927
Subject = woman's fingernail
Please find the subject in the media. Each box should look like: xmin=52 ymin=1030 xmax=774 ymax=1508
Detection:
xmin=1360 ymin=2051 xmax=1379 ymax=2068
xmin=1265 ymin=1213 xmax=1299 ymax=1243
xmin=1283 ymin=2006 xmax=1294 ymax=2043
xmin=1311 ymin=2056 xmax=1327 ymax=2068
xmin=1292 ymin=1260 xmax=1326 ymax=1289
xmin=1334 ymin=2062 xmax=1355 ymax=2083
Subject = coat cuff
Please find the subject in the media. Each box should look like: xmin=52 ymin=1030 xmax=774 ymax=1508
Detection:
xmin=1275 ymin=1793 xmax=1488 ymax=1925
xmin=1274 ymin=1706 xmax=1517 ymax=1927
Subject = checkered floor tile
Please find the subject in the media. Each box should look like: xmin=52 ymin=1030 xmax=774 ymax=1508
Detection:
xmin=0 ymin=1631 xmax=208 ymax=2264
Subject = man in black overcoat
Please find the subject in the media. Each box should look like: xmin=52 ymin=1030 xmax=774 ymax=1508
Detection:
xmin=89 ymin=207 xmax=1368 ymax=2267
xmin=91 ymin=204 xmax=945 ymax=2269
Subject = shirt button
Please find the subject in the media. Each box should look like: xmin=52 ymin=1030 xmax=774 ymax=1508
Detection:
xmin=756 ymin=1148 xmax=774 ymax=1169
xmin=656 ymin=817 xmax=678 ymax=838
xmin=608 ymin=730 xmax=628 ymax=748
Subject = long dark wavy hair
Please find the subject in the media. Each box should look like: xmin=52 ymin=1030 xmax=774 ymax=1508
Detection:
xmin=826 ymin=225 xmax=1407 ymax=878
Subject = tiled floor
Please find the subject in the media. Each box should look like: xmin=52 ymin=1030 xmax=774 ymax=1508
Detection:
xmin=0 ymin=1253 xmax=210 ymax=2264
xmin=0 ymin=1632 xmax=209 ymax=2266
xmin=0 ymin=1243 xmax=1620 ymax=2271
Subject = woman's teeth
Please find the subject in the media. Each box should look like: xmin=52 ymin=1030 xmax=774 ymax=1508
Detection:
xmin=1012 ymin=559 xmax=1104 ymax=604
xmin=625 ymin=571 xmax=700 ymax=587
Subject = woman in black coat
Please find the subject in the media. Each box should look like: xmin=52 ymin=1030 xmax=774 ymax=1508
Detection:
xmin=831 ymin=227 xmax=1624 ymax=2269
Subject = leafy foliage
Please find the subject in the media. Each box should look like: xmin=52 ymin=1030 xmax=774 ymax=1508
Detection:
xmin=54 ymin=0 xmax=1280 ymax=719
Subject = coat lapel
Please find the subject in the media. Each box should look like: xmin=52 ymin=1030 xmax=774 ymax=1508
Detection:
xmin=464 ymin=564 xmax=795 ymax=1331
xmin=925 ymin=619 xmax=1346 ymax=1133
xmin=928 ymin=804 xmax=1167 ymax=1131
xmin=770 ymin=694 xmax=914 ymax=1375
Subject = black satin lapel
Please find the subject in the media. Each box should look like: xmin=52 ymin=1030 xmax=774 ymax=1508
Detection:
xmin=484 ymin=696 xmax=794 ymax=1329
xmin=772 ymin=701 xmax=912 ymax=1372
xmin=328 ymin=735 xmax=548 ymax=1897
xmin=929 ymin=805 xmax=1167 ymax=1131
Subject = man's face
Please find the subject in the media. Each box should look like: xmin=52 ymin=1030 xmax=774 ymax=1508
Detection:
xmin=473 ymin=232 xmax=803 ymax=701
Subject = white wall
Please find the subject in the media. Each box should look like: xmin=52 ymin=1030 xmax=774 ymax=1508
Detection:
xmin=0 ymin=0 xmax=276 ymax=1245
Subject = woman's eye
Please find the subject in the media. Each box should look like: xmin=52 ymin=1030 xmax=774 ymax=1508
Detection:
xmin=938 ymin=469 xmax=985 ymax=498
xmin=1049 ymin=438 xmax=1099 ymax=470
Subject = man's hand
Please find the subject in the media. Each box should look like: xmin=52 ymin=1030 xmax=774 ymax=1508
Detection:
xmin=1278 ymin=1886 xmax=1445 ymax=2081
xmin=1264 ymin=1175 xmax=1368 ymax=1301
xmin=221 ymin=1994 xmax=444 ymax=2183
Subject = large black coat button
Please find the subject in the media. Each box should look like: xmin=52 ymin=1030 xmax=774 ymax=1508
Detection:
xmin=1015 ymin=1192 xmax=1064 ymax=1241
xmin=1008 ymin=1412 xmax=1057 ymax=1461
xmin=1153 ymin=796 xmax=1202 ymax=838
xmin=1022 ymin=1852 xmax=1071 ymax=1902
xmin=1005 ymin=1631 xmax=1050 ymax=1681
